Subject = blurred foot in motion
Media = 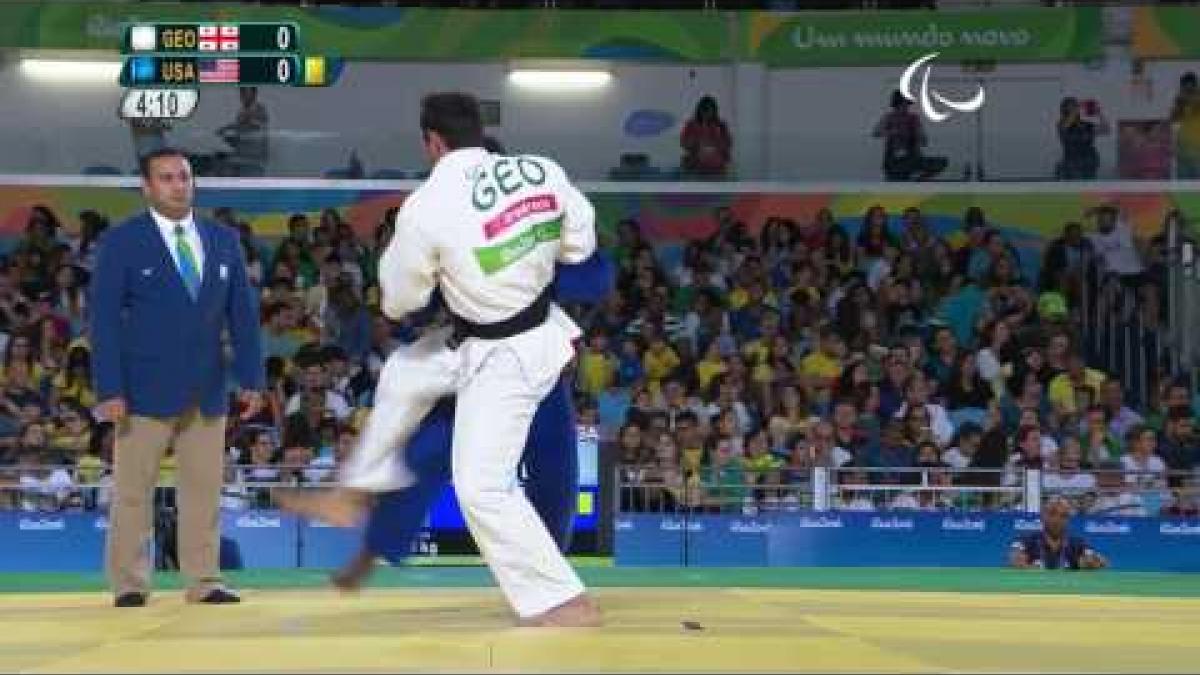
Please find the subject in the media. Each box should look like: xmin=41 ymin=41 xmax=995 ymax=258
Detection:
xmin=330 ymin=548 xmax=376 ymax=592
xmin=518 ymin=593 xmax=602 ymax=628
xmin=272 ymin=487 xmax=371 ymax=528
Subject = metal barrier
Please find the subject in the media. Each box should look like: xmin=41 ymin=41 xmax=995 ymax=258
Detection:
xmin=4 ymin=463 xmax=1196 ymax=520
xmin=1164 ymin=214 xmax=1200 ymax=392
xmin=0 ymin=464 xmax=333 ymax=513
xmin=615 ymin=465 xmax=1199 ymax=517
xmin=1081 ymin=213 xmax=1200 ymax=408
xmin=1044 ymin=468 xmax=1199 ymax=518
xmin=1079 ymin=249 xmax=1157 ymax=409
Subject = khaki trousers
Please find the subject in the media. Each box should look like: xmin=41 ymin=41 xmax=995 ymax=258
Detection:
xmin=105 ymin=409 xmax=226 ymax=597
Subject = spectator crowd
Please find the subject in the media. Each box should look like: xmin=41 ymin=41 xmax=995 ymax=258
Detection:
xmin=0 ymin=196 xmax=1197 ymax=519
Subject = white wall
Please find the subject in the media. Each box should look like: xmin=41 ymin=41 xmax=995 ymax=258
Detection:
xmin=0 ymin=60 xmax=730 ymax=179
xmin=766 ymin=52 xmax=1200 ymax=181
xmin=0 ymin=53 xmax=1198 ymax=180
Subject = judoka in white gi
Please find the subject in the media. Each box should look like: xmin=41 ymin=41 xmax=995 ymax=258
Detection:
xmin=277 ymin=92 xmax=600 ymax=627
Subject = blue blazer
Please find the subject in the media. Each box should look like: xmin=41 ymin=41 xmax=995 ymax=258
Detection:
xmin=89 ymin=212 xmax=265 ymax=418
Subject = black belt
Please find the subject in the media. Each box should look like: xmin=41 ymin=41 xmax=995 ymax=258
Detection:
xmin=448 ymin=284 xmax=554 ymax=346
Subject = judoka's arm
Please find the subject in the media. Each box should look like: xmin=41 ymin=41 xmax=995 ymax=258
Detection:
xmin=556 ymin=170 xmax=596 ymax=265
xmin=553 ymin=252 xmax=614 ymax=304
xmin=379 ymin=206 xmax=437 ymax=321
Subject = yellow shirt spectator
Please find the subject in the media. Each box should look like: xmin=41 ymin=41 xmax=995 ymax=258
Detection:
xmin=643 ymin=343 xmax=680 ymax=385
xmin=76 ymin=454 xmax=106 ymax=485
xmin=52 ymin=372 xmax=97 ymax=408
xmin=695 ymin=357 xmax=727 ymax=392
xmin=50 ymin=430 xmax=91 ymax=460
xmin=741 ymin=338 xmax=770 ymax=369
xmin=727 ymin=286 xmax=749 ymax=310
xmin=1048 ymin=368 xmax=1106 ymax=415
xmin=799 ymin=350 xmax=842 ymax=386
xmin=577 ymin=350 xmax=616 ymax=397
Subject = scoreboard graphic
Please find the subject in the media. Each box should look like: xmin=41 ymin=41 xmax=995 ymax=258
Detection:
xmin=118 ymin=22 xmax=340 ymax=120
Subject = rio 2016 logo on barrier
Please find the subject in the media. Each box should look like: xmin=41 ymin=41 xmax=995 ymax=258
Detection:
xmin=899 ymin=52 xmax=985 ymax=123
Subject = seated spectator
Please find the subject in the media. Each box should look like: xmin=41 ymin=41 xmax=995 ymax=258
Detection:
xmin=615 ymin=337 xmax=645 ymax=387
xmin=1090 ymin=460 xmax=1147 ymax=516
xmin=1100 ymin=379 xmax=1144 ymax=440
xmin=1042 ymin=437 xmax=1097 ymax=506
xmin=942 ymin=422 xmax=983 ymax=470
xmin=1121 ymin=425 xmax=1168 ymax=501
xmin=240 ymin=428 xmax=280 ymax=509
xmin=284 ymin=360 xmax=352 ymax=422
xmin=1005 ymin=425 xmax=1046 ymax=486
xmin=14 ymin=446 xmax=74 ymax=512
xmin=1080 ymin=404 xmax=1122 ymax=465
xmin=322 ymin=345 xmax=371 ymax=410
xmin=704 ymin=436 xmax=746 ymax=511
xmin=806 ymin=420 xmax=854 ymax=469
xmin=1010 ymin=497 xmax=1107 ymax=569
xmin=944 ymin=350 xmax=993 ymax=415
xmin=642 ymin=332 xmax=681 ymax=395
xmin=868 ymin=420 xmax=916 ymax=485
xmin=924 ymin=326 xmax=959 ymax=391
xmin=322 ymin=279 xmax=372 ymax=363
xmin=1047 ymin=353 xmax=1105 ymax=418
xmin=893 ymin=373 xmax=954 ymax=447
xmin=48 ymin=399 xmax=94 ymax=462
xmin=742 ymin=429 xmax=784 ymax=504
xmin=278 ymin=445 xmax=317 ymax=486
xmin=75 ymin=427 xmax=111 ymax=512
xmin=766 ymin=384 xmax=811 ymax=452
xmin=1147 ymin=379 xmax=1196 ymax=432
xmin=617 ymin=422 xmax=648 ymax=470
xmin=799 ymin=326 xmax=845 ymax=393
xmin=260 ymin=302 xmax=306 ymax=361
xmin=975 ymin=318 xmax=1018 ymax=396
xmin=832 ymin=467 xmax=876 ymax=511
xmin=50 ymin=345 xmax=95 ymax=409
xmin=1159 ymin=407 xmax=1199 ymax=482
xmin=577 ymin=330 xmax=617 ymax=398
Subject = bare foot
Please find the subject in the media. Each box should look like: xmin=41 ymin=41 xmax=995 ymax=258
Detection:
xmin=330 ymin=548 xmax=376 ymax=593
xmin=272 ymin=487 xmax=370 ymax=527
xmin=518 ymin=594 xmax=602 ymax=628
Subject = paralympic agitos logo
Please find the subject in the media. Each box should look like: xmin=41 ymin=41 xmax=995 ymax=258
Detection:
xmin=899 ymin=52 xmax=985 ymax=123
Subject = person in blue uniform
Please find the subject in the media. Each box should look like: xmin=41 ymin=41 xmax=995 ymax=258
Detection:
xmin=1009 ymin=497 xmax=1108 ymax=570
xmin=329 ymin=248 xmax=612 ymax=589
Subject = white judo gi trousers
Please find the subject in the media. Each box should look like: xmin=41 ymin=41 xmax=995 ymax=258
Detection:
xmin=340 ymin=318 xmax=586 ymax=618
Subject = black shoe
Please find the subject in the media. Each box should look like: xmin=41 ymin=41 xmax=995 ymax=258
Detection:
xmin=190 ymin=588 xmax=241 ymax=604
xmin=114 ymin=592 xmax=147 ymax=608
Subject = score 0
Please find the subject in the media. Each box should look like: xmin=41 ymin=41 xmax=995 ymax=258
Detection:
xmin=274 ymin=24 xmax=296 ymax=51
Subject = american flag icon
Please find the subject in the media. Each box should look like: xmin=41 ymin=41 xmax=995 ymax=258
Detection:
xmin=198 ymin=25 xmax=218 ymax=51
xmin=199 ymin=58 xmax=239 ymax=84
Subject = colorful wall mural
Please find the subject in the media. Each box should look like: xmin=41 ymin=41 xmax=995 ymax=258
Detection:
xmin=0 ymin=183 xmax=1194 ymax=251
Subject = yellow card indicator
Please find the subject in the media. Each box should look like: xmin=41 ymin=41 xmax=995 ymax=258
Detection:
xmin=303 ymin=56 xmax=326 ymax=86
xmin=577 ymin=491 xmax=594 ymax=516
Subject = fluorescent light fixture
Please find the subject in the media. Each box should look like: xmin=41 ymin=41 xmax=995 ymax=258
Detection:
xmin=508 ymin=69 xmax=611 ymax=91
xmin=20 ymin=59 xmax=122 ymax=83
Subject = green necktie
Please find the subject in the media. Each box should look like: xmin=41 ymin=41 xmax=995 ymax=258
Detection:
xmin=174 ymin=224 xmax=201 ymax=299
